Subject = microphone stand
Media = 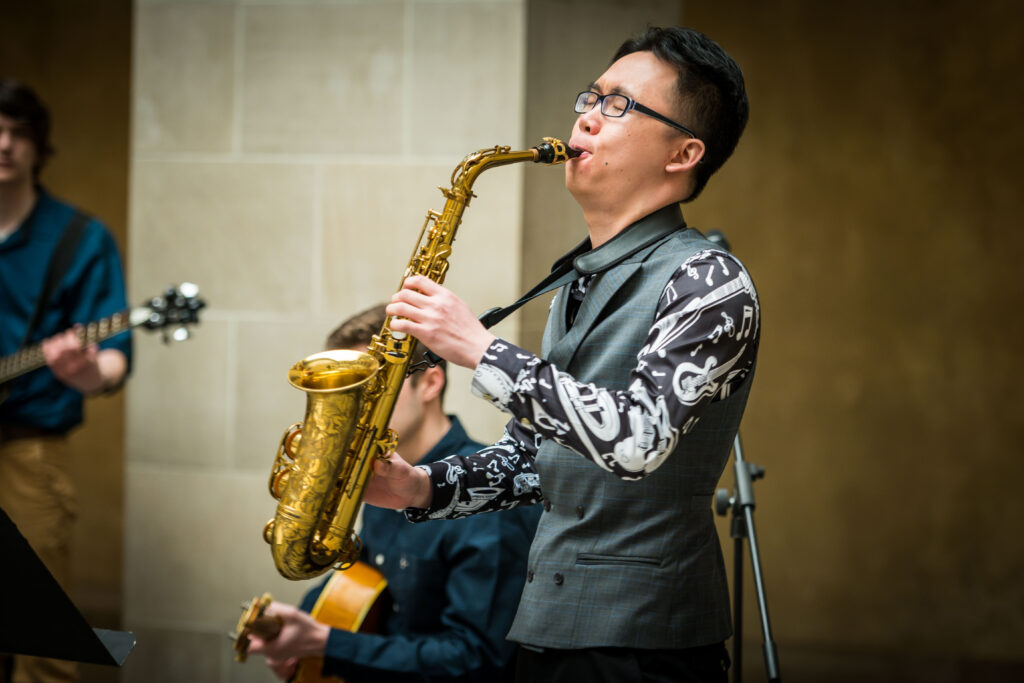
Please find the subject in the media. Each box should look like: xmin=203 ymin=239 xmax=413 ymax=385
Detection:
xmin=715 ymin=432 xmax=781 ymax=682
xmin=705 ymin=228 xmax=780 ymax=681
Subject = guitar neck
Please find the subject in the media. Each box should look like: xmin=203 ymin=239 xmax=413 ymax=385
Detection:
xmin=0 ymin=310 xmax=133 ymax=386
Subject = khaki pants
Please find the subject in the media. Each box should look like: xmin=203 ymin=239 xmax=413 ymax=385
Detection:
xmin=0 ymin=435 xmax=79 ymax=683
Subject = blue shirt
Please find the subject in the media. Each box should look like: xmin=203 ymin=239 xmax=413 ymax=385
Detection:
xmin=0 ymin=188 xmax=132 ymax=433
xmin=301 ymin=416 xmax=540 ymax=682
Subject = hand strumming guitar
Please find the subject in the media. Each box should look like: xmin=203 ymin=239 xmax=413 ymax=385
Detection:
xmin=246 ymin=601 xmax=329 ymax=681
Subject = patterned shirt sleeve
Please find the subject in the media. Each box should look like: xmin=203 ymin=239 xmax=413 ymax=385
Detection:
xmin=410 ymin=248 xmax=759 ymax=519
xmin=409 ymin=418 xmax=544 ymax=520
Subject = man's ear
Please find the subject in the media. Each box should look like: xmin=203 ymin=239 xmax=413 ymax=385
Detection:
xmin=665 ymin=137 xmax=705 ymax=175
xmin=418 ymin=364 xmax=446 ymax=403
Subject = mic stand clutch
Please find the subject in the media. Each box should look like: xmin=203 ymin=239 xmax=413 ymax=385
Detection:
xmin=715 ymin=432 xmax=781 ymax=682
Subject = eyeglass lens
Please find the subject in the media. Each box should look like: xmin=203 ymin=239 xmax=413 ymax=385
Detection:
xmin=575 ymin=92 xmax=630 ymax=117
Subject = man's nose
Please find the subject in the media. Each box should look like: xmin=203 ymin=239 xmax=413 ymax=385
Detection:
xmin=577 ymin=107 xmax=602 ymax=134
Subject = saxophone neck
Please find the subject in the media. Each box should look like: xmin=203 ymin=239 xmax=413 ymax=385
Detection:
xmin=454 ymin=138 xmax=579 ymax=189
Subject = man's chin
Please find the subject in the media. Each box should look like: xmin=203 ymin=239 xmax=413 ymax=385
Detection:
xmin=0 ymin=170 xmax=30 ymax=186
xmin=565 ymin=169 xmax=597 ymax=202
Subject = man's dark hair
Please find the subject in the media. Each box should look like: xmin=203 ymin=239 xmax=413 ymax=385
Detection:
xmin=613 ymin=26 xmax=748 ymax=201
xmin=326 ymin=303 xmax=388 ymax=352
xmin=326 ymin=303 xmax=447 ymax=398
xmin=0 ymin=79 xmax=55 ymax=179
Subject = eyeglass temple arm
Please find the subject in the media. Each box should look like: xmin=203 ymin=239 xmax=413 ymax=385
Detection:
xmin=632 ymin=102 xmax=697 ymax=138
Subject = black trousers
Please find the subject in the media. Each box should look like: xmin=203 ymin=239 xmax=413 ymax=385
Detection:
xmin=515 ymin=643 xmax=730 ymax=683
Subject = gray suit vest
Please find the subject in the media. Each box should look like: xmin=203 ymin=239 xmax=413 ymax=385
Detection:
xmin=507 ymin=206 xmax=754 ymax=650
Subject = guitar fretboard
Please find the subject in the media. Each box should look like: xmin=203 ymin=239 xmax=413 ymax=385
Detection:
xmin=0 ymin=310 xmax=132 ymax=386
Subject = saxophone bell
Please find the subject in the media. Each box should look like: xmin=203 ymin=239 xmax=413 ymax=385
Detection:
xmin=264 ymin=350 xmax=381 ymax=580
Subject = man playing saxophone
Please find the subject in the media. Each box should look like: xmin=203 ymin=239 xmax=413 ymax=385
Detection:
xmin=246 ymin=304 xmax=540 ymax=682
xmin=368 ymin=26 xmax=759 ymax=683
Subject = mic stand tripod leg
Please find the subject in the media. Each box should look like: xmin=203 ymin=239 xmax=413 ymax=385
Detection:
xmin=731 ymin=511 xmax=746 ymax=683
xmin=716 ymin=433 xmax=782 ymax=683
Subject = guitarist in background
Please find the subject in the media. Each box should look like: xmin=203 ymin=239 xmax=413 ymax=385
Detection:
xmin=247 ymin=304 xmax=540 ymax=683
xmin=0 ymin=79 xmax=131 ymax=683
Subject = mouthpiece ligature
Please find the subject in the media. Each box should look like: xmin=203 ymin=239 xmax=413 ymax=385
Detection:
xmin=534 ymin=137 xmax=583 ymax=163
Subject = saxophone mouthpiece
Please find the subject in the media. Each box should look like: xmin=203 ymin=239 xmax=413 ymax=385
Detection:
xmin=534 ymin=137 xmax=582 ymax=164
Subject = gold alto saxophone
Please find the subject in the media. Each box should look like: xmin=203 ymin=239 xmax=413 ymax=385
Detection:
xmin=261 ymin=137 xmax=579 ymax=581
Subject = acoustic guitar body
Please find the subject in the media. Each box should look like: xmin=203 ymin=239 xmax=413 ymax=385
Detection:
xmin=293 ymin=561 xmax=389 ymax=683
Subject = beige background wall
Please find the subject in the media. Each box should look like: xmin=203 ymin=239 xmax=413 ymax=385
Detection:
xmin=4 ymin=0 xmax=1024 ymax=682
xmin=124 ymin=1 xmax=528 ymax=681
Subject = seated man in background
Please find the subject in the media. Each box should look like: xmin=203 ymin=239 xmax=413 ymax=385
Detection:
xmin=248 ymin=304 xmax=541 ymax=682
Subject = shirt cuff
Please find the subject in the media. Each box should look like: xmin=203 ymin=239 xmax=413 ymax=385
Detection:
xmin=403 ymin=463 xmax=457 ymax=522
xmin=321 ymin=629 xmax=357 ymax=676
xmin=470 ymin=338 xmax=537 ymax=413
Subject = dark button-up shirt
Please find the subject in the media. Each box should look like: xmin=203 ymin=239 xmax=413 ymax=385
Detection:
xmin=0 ymin=188 xmax=131 ymax=433
xmin=302 ymin=416 xmax=540 ymax=682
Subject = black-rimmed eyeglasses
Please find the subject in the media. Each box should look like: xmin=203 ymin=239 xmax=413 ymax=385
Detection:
xmin=574 ymin=91 xmax=697 ymax=139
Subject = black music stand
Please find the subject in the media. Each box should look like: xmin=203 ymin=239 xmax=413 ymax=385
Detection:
xmin=0 ymin=507 xmax=135 ymax=666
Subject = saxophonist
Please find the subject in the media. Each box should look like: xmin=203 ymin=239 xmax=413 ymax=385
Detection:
xmin=370 ymin=27 xmax=758 ymax=683
xmin=247 ymin=304 xmax=540 ymax=682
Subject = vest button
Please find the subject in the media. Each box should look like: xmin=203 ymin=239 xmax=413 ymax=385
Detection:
xmin=575 ymin=505 xmax=584 ymax=519
xmin=543 ymin=500 xmax=552 ymax=512
xmin=527 ymin=570 xmax=534 ymax=583
xmin=553 ymin=572 xmax=564 ymax=586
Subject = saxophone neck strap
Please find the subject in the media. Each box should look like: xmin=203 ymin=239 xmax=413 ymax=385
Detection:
xmin=478 ymin=202 xmax=686 ymax=330
xmin=416 ymin=204 xmax=686 ymax=371
xmin=476 ymin=262 xmax=578 ymax=331
xmin=414 ymin=263 xmax=577 ymax=372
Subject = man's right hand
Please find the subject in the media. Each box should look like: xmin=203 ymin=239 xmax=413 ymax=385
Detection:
xmin=365 ymin=451 xmax=433 ymax=510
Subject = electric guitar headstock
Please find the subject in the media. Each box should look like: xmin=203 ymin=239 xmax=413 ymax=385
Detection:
xmin=131 ymin=282 xmax=206 ymax=343
xmin=0 ymin=282 xmax=208 ymax=391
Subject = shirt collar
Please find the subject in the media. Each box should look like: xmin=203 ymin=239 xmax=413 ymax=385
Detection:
xmin=549 ymin=203 xmax=687 ymax=276
xmin=0 ymin=186 xmax=49 ymax=250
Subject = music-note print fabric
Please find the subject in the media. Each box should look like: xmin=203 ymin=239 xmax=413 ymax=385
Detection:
xmin=411 ymin=247 xmax=760 ymax=519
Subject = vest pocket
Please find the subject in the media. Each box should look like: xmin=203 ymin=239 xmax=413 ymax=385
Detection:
xmin=575 ymin=553 xmax=662 ymax=567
